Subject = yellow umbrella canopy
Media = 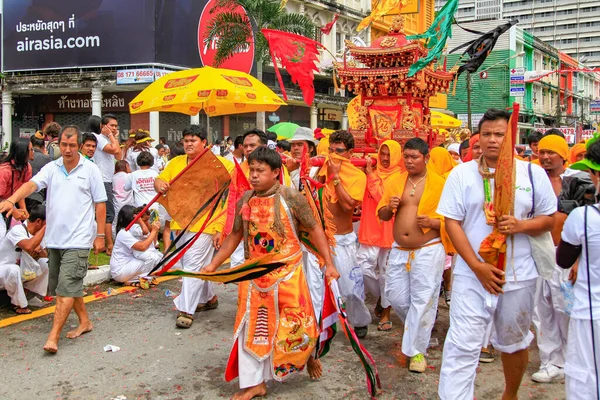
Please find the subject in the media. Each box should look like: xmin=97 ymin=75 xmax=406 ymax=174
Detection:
xmin=431 ymin=111 xmax=462 ymax=129
xmin=129 ymin=66 xmax=286 ymax=117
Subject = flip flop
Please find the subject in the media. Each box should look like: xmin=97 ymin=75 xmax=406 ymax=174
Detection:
xmin=196 ymin=299 xmax=219 ymax=312
xmin=176 ymin=312 xmax=194 ymax=329
xmin=13 ymin=306 xmax=32 ymax=315
xmin=377 ymin=321 xmax=393 ymax=331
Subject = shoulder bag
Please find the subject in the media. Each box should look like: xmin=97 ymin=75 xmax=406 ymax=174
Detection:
xmin=526 ymin=163 xmax=557 ymax=280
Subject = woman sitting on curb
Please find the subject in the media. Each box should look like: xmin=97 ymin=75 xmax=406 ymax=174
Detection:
xmin=110 ymin=205 xmax=162 ymax=289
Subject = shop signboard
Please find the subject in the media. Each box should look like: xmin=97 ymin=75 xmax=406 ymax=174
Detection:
xmin=590 ymin=100 xmax=600 ymax=115
xmin=116 ymin=68 xmax=175 ymax=85
xmin=509 ymin=67 xmax=525 ymax=97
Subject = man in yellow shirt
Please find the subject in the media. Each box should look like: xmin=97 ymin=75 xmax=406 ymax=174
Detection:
xmin=154 ymin=125 xmax=233 ymax=329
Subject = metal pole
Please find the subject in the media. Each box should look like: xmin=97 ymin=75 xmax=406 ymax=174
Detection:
xmin=467 ymin=72 xmax=472 ymax=132
xmin=556 ymin=68 xmax=562 ymax=126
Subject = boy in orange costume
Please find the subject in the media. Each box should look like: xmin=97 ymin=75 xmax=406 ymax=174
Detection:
xmin=203 ymin=147 xmax=339 ymax=400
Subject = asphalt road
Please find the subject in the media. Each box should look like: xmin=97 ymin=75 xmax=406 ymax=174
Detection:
xmin=0 ymin=279 xmax=566 ymax=400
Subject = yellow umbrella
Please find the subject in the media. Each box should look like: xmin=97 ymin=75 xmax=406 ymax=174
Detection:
xmin=129 ymin=66 xmax=285 ymax=116
xmin=431 ymin=111 xmax=462 ymax=129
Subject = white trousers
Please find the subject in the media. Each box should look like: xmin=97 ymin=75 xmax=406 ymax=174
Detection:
xmin=231 ymin=242 xmax=245 ymax=268
xmin=303 ymin=248 xmax=324 ymax=322
xmin=566 ymin=318 xmax=600 ymax=400
xmin=111 ymin=250 xmax=163 ymax=283
xmin=238 ymin=325 xmax=273 ymax=388
xmin=386 ymin=240 xmax=445 ymax=357
xmin=0 ymin=258 xmax=49 ymax=308
xmin=357 ymin=244 xmax=391 ymax=308
xmin=533 ymin=266 xmax=570 ymax=368
xmin=483 ymin=321 xmax=494 ymax=348
xmin=439 ymin=275 xmax=536 ymax=400
xmin=173 ymin=232 xmax=216 ymax=315
xmin=333 ymin=232 xmax=372 ymax=328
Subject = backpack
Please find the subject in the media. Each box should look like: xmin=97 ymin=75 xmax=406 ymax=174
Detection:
xmin=560 ymin=172 xmax=597 ymax=214
xmin=47 ymin=141 xmax=61 ymax=161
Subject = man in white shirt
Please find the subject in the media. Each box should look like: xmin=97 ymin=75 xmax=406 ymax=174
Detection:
xmin=125 ymin=151 xmax=159 ymax=208
xmin=90 ymin=114 xmax=122 ymax=255
xmin=0 ymin=125 xmax=107 ymax=354
xmin=437 ymin=109 xmax=557 ymax=400
xmin=0 ymin=204 xmax=48 ymax=314
xmin=284 ymin=127 xmax=320 ymax=190
xmin=231 ymin=135 xmax=245 ymax=165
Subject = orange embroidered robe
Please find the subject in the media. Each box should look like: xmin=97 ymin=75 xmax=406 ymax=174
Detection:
xmin=225 ymin=187 xmax=319 ymax=382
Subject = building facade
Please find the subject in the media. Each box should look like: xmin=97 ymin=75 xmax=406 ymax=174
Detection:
xmin=437 ymin=0 xmax=600 ymax=69
xmin=444 ymin=20 xmax=600 ymax=142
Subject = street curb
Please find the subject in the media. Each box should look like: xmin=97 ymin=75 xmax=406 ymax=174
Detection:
xmin=84 ymin=265 xmax=111 ymax=286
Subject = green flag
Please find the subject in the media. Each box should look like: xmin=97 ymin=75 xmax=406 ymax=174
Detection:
xmin=406 ymin=0 xmax=459 ymax=77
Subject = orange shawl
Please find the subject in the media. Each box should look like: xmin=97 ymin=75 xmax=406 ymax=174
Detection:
xmin=428 ymin=147 xmax=457 ymax=179
xmin=318 ymin=153 xmax=367 ymax=203
xmin=569 ymin=143 xmax=586 ymax=164
xmin=462 ymin=134 xmax=480 ymax=162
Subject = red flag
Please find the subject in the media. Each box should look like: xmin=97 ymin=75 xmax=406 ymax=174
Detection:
xmin=320 ymin=14 xmax=339 ymax=35
xmin=262 ymin=29 xmax=324 ymax=106
xmin=223 ymin=158 xmax=251 ymax=236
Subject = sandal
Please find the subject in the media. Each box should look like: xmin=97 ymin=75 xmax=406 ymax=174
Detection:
xmin=377 ymin=321 xmax=393 ymax=331
xmin=176 ymin=312 xmax=194 ymax=328
xmin=13 ymin=305 xmax=32 ymax=315
xmin=139 ymin=278 xmax=151 ymax=290
xmin=126 ymin=281 xmax=150 ymax=289
xmin=196 ymin=298 xmax=219 ymax=312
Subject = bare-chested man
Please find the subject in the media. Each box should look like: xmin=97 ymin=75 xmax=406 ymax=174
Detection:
xmin=377 ymin=137 xmax=448 ymax=373
xmin=319 ymin=130 xmax=371 ymax=338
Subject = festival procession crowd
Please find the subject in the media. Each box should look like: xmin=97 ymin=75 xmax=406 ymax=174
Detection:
xmin=0 ymin=109 xmax=600 ymax=400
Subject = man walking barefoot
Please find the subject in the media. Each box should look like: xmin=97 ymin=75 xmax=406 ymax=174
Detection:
xmin=377 ymin=138 xmax=450 ymax=372
xmin=0 ymin=126 xmax=107 ymax=353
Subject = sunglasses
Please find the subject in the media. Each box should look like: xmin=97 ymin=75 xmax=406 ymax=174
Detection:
xmin=328 ymin=147 xmax=348 ymax=154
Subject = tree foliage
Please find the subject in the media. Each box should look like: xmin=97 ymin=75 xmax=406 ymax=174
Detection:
xmin=204 ymin=0 xmax=316 ymax=67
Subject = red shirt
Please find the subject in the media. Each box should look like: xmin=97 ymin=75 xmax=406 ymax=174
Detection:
xmin=0 ymin=162 xmax=32 ymax=200
xmin=358 ymin=173 xmax=395 ymax=248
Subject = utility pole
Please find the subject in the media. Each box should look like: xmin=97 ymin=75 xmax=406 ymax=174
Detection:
xmin=556 ymin=68 xmax=562 ymax=126
xmin=467 ymin=72 xmax=472 ymax=131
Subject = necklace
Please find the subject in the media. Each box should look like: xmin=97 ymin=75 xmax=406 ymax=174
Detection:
xmin=477 ymin=156 xmax=496 ymax=225
xmin=407 ymin=173 xmax=427 ymax=196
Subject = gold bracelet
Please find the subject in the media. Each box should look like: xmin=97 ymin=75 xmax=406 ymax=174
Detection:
xmin=2 ymin=199 xmax=15 ymax=207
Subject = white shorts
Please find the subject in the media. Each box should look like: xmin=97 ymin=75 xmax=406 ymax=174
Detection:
xmin=439 ymin=275 xmax=536 ymax=400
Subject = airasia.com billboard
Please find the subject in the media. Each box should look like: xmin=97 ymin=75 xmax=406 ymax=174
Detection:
xmin=3 ymin=0 xmax=256 ymax=74
xmin=3 ymin=0 xmax=156 ymax=71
